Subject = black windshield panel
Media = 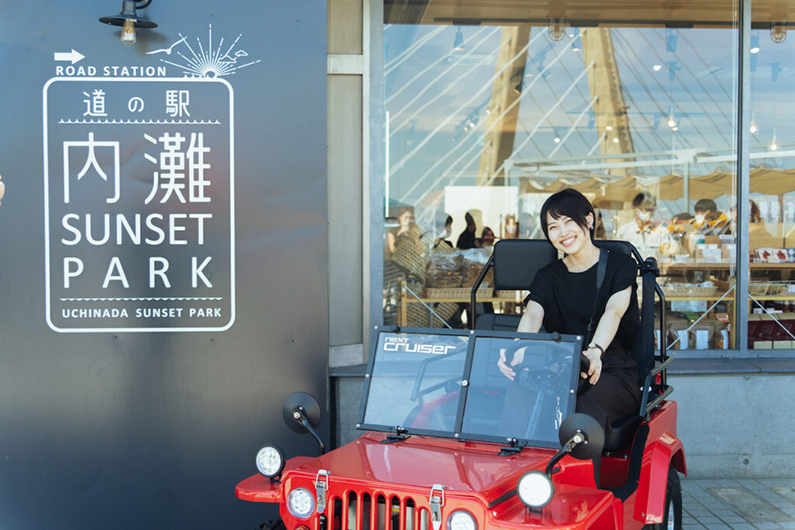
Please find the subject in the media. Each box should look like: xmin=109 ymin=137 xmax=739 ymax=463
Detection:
xmin=361 ymin=331 xmax=470 ymax=435
xmin=460 ymin=336 xmax=582 ymax=448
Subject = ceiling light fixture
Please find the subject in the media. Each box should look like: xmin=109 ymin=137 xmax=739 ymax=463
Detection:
xmin=453 ymin=27 xmax=465 ymax=51
xmin=665 ymin=28 xmax=678 ymax=52
xmin=548 ymin=20 xmax=566 ymax=42
xmin=570 ymin=28 xmax=582 ymax=52
xmin=771 ymin=23 xmax=788 ymax=44
xmin=99 ymin=0 xmax=157 ymax=46
xmin=750 ymin=32 xmax=761 ymax=54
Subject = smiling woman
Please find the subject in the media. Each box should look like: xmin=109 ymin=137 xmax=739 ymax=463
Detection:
xmin=501 ymin=189 xmax=642 ymax=435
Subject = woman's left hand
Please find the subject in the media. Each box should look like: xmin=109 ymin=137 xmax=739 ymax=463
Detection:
xmin=581 ymin=348 xmax=602 ymax=385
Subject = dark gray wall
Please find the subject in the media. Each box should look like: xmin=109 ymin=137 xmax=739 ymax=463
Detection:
xmin=0 ymin=1 xmax=328 ymax=528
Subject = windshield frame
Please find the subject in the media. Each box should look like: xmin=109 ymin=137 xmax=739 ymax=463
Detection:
xmin=358 ymin=326 xmax=584 ymax=447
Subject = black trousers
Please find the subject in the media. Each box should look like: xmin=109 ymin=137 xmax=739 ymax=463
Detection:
xmin=576 ymin=370 xmax=641 ymax=434
xmin=499 ymin=368 xmax=640 ymax=440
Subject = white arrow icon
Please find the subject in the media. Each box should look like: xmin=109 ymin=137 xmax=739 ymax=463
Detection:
xmin=53 ymin=49 xmax=85 ymax=65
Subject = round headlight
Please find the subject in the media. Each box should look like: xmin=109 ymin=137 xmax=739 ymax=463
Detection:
xmin=447 ymin=510 xmax=477 ymax=530
xmin=287 ymin=488 xmax=316 ymax=519
xmin=517 ymin=470 xmax=555 ymax=509
xmin=255 ymin=444 xmax=285 ymax=478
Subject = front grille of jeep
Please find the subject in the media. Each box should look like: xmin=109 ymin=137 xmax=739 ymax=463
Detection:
xmin=327 ymin=492 xmax=431 ymax=530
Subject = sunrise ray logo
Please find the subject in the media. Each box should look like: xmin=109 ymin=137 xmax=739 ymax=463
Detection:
xmin=148 ymin=24 xmax=261 ymax=78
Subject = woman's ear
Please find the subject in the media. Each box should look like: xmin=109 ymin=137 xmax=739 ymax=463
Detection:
xmin=586 ymin=212 xmax=594 ymax=229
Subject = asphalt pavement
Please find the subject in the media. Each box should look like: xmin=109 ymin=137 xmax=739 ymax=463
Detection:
xmin=682 ymin=476 xmax=795 ymax=529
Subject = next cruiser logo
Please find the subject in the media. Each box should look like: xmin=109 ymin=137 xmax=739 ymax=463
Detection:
xmin=383 ymin=336 xmax=458 ymax=355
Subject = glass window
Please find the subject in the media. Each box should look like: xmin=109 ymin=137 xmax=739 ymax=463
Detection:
xmin=383 ymin=1 xmax=740 ymax=352
xmin=747 ymin=15 xmax=795 ymax=352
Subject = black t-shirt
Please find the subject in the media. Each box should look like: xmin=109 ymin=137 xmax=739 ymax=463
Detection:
xmin=526 ymin=251 xmax=640 ymax=370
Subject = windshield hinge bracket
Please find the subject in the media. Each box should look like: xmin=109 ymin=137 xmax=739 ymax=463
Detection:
xmin=498 ymin=438 xmax=522 ymax=456
xmin=381 ymin=426 xmax=410 ymax=444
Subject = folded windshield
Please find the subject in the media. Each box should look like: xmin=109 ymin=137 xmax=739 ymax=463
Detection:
xmin=359 ymin=328 xmax=583 ymax=448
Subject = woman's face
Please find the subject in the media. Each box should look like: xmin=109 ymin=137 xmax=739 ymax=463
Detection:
xmin=398 ymin=211 xmax=415 ymax=229
xmin=545 ymin=213 xmax=592 ymax=254
xmin=505 ymin=219 xmax=517 ymax=235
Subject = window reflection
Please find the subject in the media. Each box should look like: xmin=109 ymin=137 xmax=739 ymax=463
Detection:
xmin=384 ymin=2 xmax=740 ymax=352
xmin=747 ymin=18 xmax=795 ymax=351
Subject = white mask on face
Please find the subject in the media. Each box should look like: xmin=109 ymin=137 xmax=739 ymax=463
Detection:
xmin=695 ymin=214 xmax=706 ymax=223
xmin=637 ymin=210 xmax=652 ymax=222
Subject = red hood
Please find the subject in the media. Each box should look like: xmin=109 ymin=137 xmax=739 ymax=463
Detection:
xmin=286 ymin=432 xmax=555 ymax=501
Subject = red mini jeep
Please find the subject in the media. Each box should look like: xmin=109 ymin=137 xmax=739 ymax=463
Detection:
xmin=237 ymin=240 xmax=686 ymax=530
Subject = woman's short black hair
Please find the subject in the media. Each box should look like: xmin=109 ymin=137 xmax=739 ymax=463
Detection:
xmin=540 ymin=188 xmax=595 ymax=241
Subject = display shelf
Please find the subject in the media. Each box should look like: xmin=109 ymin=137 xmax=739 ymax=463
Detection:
xmin=661 ymin=262 xmax=795 ymax=271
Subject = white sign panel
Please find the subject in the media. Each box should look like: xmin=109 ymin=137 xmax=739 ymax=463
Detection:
xmin=43 ymin=78 xmax=235 ymax=332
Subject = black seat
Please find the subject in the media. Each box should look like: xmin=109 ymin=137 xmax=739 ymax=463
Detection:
xmin=470 ymin=239 xmax=557 ymax=331
xmin=472 ymin=239 xmax=665 ymax=454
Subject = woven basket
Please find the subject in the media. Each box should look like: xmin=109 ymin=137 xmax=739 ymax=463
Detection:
xmin=424 ymin=287 xmax=493 ymax=299
xmin=405 ymin=301 xmax=459 ymax=327
xmin=662 ymin=284 xmax=718 ymax=297
xmin=389 ymin=225 xmax=427 ymax=281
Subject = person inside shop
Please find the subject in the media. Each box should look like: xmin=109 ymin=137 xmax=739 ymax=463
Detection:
xmin=593 ymin=208 xmax=606 ymax=239
xmin=479 ymin=226 xmax=496 ymax=249
xmin=385 ymin=207 xmax=415 ymax=258
xmin=519 ymin=212 xmax=536 ymax=239
xmin=432 ymin=211 xmax=454 ymax=249
xmin=615 ymin=192 xmax=675 ymax=257
xmin=728 ymin=199 xmax=772 ymax=240
xmin=692 ymin=198 xmax=729 ymax=234
xmin=498 ymin=188 xmax=641 ymax=435
xmin=503 ymin=214 xmax=519 ymax=239
xmin=457 ymin=211 xmax=478 ymax=249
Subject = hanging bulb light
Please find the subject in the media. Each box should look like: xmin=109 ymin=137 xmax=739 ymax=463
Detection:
xmin=769 ymin=129 xmax=778 ymax=151
xmin=548 ymin=20 xmax=566 ymax=42
xmin=570 ymin=28 xmax=582 ymax=51
xmin=751 ymin=32 xmax=761 ymax=53
xmin=665 ymin=28 xmax=678 ymax=52
xmin=750 ymin=112 xmax=759 ymax=135
xmin=771 ymin=23 xmax=788 ymax=44
xmin=453 ymin=27 xmax=465 ymax=51
xmin=665 ymin=104 xmax=678 ymax=130
xmin=99 ymin=0 xmax=157 ymax=47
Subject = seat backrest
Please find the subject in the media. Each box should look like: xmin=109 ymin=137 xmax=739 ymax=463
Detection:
xmin=471 ymin=239 xmax=557 ymax=330
xmin=491 ymin=239 xmax=558 ymax=290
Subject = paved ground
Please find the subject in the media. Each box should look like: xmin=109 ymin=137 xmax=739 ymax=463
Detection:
xmin=682 ymin=477 xmax=795 ymax=529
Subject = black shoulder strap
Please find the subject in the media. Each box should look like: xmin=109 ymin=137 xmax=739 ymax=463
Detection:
xmin=596 ymin=248 xmax=608 ymax=290
xmin=586 ymin=249 xmax=608 ymax=343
